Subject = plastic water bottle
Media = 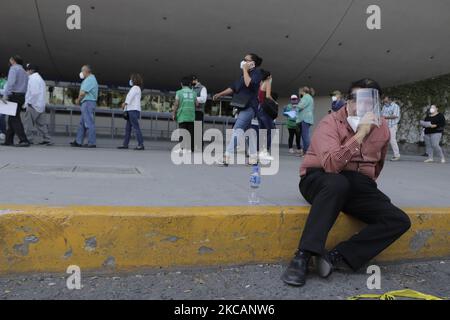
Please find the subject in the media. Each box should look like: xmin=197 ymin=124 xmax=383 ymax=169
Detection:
xmin=248 ymin=164 xmax=261 ymax=205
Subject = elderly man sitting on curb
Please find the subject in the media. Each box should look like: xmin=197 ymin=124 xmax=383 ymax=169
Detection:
xmin=282 ymin=78 xmax=411 ymax=287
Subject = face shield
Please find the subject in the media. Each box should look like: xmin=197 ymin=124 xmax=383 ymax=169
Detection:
xmin=346 ymin=88 xmax=381 ymax=130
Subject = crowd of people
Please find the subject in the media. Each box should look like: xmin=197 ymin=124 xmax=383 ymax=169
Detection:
xmin=0 ymin=54 xmax=446 ymax=166
xmin=0 ymin=53 xmax=448 ymax=288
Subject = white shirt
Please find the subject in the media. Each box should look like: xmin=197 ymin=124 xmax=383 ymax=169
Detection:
xmin=124 ymin=85 xmax=142 ymax=111
xmin=25 ymin=72 xmax=46 ymax=113
xmin=196 ymin=86 xmax=207 ymax=104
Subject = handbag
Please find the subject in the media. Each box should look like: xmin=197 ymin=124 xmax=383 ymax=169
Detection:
xmin=230 ymin=91 xmax=251 ymax=109
xmin=123 ymin=111 xmax=129 ymax=120
xmin=262 ymin=98 xmax=279 ymax=120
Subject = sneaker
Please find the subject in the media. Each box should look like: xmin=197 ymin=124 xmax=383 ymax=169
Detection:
xmin=248 ymin=155 xmax=258 ymax=165
xmin=390 ymin=156 xmax=401 ymax=161
xmin=70 ymin=141 xmax=82 ymax=147
xmin=83 ymin=144 xmax=96 ymax=148
xmin=16 ymin=141 xmax=30 ymax=147
xmin=134 ymin=145 xmax=145 ymax=151
xmin=424 ymin=158 xmax=434 ymax=163
xmin=215 ymin=154 xmax=230 ymax=167
xmin=259 ymin=151 xmax=274 ymax=161
xmin=38 ymin=141 xmax=52 ymax=146
xmin=441 ymin=158 xmax=446 ymax=164
xmin=0 ymin=133 xmax=5 ymax=141
xmin=289 ymin=148 xmax=294 ymax=154
xmin=297 ymin=149 xmax=304 ymax=156
xmin=117 ymin=145 xmax=128 ymax=149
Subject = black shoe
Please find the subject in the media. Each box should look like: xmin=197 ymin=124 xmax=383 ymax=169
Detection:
xmin=117 ymin=145 xmax=128 ymax=149
xmin=281 ymin=250 xmax=311 ymax=287
xmin=134 ymin=145 xmax=145 ymax=151
xmin=38 ymin=141 xmax=52 ymax=146
xmin=1 ymin=143 xmax=13 ymax=146
xmin=316 ymin=249 xmax=352 ymax=276
xmin=70 ymin=141 xmax=82 ymax=147
xmin=16 ymin=141 xmax=30 ymax=147
xmin=83 ymin=144 xmax=96 ymax=148
xmin=314 ymin=254 xmax=333 ymax=278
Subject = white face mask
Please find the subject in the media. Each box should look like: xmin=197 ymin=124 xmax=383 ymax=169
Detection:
xmin=347 ymin=116 xmax=361 ymax=133
xmin=332 ymin=96 xmax=338 ymax=102
xmin=240 ymin=60 xmax=255 ymax=70
xmin=129 ymin=80 xmax=133 ymax=87
xmin=79 ymin=72 xmax=85 ymax=80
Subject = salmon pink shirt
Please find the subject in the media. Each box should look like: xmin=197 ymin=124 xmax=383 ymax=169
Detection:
xmin=300 ymin=107 xmax=390 ymax=181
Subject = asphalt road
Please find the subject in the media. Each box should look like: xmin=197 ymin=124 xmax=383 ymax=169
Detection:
xmin=1 ymin=259 xmax=448 ymax=300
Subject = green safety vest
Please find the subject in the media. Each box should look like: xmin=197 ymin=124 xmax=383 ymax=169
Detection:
xmin=176 ymin=87 xmax=196 ymax=123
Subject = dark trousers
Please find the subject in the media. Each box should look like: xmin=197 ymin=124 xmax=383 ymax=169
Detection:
xmin=257 ymin=107 xmax=275 ymax=152
xmin=195 ymin=111 xmax=204 ymax=151
xmin=0 ymin=114 xmax=6 ymax=134
xmin=5 ymin=93 xmax=28 ymax=145
xmin=179 ymin=121 xmax=194 ymax=152
xmin=123 ymin=110 xmax=144 ymax=147
xmin=299 ymin=122 xmax=311 ymax=152
xmin=288 ymin=127 xmax=301 ymax=149
xmin=298 ymin=169 xmax=411 ymax=271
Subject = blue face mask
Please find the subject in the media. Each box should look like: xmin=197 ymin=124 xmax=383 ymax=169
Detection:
xmin=129 ymin=80 xmax=133 ymax=87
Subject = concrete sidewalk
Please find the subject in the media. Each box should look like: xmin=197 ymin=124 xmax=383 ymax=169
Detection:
xmin=0 ymin=137 xmax=449 ymax=207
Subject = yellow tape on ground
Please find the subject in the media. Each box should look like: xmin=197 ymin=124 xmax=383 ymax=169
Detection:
xmin=348 ymin=289 xmax=445 ymax=300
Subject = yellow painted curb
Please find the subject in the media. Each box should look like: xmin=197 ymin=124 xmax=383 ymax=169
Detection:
xmin=0 ymin=205 xmax=449 ymax=274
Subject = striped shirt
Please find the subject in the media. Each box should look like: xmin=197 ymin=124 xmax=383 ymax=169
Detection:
xmin=382 ymin=102 xmax=401 ymax=128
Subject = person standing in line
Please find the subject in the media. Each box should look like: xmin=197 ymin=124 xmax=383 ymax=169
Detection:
xmin=172 ymin=76 xmax=198 ymax=154
xmin=257 ymin=69 xmax=276 ymax=161
xmin=23 ymin=64 xmax=52 ymax=145
xmin=117 ymin=73 xmax=145 ymax=150
xmin=382 ymin=96 xmax=401 ymax=161
xmin=0 ymin=73 xmax=7 ymax=141
xmin=284 ymin=94 xmax=302 ymax=155
xmin=1 ymin=55 xmax=30 ymax=147
xmin=213 ymin=53 xmax=264 ymax=166
xmin=296 ymin=86 xmax=315 ymax=153
xmin=70 ymin=65 xmax=98 ymax=148
xmin=191 ymin=75 xmax=207 ymax=152
xmin=422 ymin=105 xmax=446 ymax=164
xmin=330 ymin=90 xmax=345 ymax=113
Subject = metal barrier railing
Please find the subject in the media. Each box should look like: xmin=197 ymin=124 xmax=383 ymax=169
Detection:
xmin=46 ymin=104 xmax=288 ymax=143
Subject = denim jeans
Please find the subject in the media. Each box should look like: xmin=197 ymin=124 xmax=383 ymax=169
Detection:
xmin=0 ymin=114 xmax=5 ymax=134
xmin=299 ymin=122 xmax=311 ymax=152
xmin=123 ymin=110 xmax=144 ymax=147
xmin=76 ymin=100 xmax=96 ymax=145
xmin=226 ymin=107 xmax=256 ymax=156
